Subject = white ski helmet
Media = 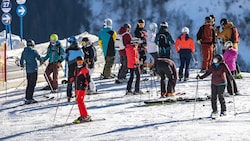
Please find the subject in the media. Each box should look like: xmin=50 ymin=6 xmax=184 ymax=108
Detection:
xmin=224 ymin=41 xmax=233 ymax=50
xmin=103 ymin=18 xmax=112 ymax=28
xmin=149 ymin=23 xmax=158 ymax=32
xmin=181 ymin=27 xmax=189 ymax=34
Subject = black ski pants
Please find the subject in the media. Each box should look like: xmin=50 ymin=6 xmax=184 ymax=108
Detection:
xmin=211 ymin=84 xmax=226 ymax=113
xmin=26 ymin=71 xmax=38 ymax=100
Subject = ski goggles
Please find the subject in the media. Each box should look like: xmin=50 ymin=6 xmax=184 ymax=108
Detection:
xmin=50 ymin=39 xmax=57 ymax=45
xmin=138 ymin=23 xmax=145 ymax=27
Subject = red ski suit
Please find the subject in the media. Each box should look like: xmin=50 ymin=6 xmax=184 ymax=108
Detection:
xmin=70 ymin=64 xmax=90 ymax=117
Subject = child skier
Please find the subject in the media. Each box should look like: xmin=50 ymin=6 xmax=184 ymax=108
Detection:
xmin=197 ymin=54 xmax=234 ymax=118
xmin=125 ymin=37 xmax=143 ymax=95
xmin=70 ymin=56 xmax=92 ymax=123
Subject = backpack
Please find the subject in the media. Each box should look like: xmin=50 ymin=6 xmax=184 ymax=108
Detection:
xmin=201 ymin=24 xmax=213 ymax=43
xmin=115 ymin=32 xmax=128 ymax=50
xmin=158 ymin=33 xmax=169 ymax=47
xmin=230 ymin=27 xmax=240 ymax=43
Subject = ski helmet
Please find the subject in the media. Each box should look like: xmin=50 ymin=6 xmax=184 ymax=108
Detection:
xmin=27 ymin=39 xmax=35 ymax=47
xmin=123 ymin=23 xmax=131 ymax=30
xmin=76 ymin=56 xmax=84 ymax=66
xmin=220 ymin=18 xmax=228 ymax=26
xmin=81 ymin=37 xmax=92 ymax=47
xmin=213 ymin=54 xmax=223 ymax=63
xmin=205 ymin=16 xmax=212 ymax=22
xmin=68 ymin=36 xmax=77 ymax=43
xmin=160 ymin=22 xmax=168 ymax=28
xmin=103 ymin=18 xmax=112 ymax=28
xmin=138 ymin=19 xmax=145 ymax=24
xmin=181 ymin=27 xmax=189 ymax=34
xmin=50 ymin=34 xmax=58 ymax=42
xmin=149 ymin=23 xmax=158 ymax=32
xmin=224 ymin=41 xmax=233 ymax=50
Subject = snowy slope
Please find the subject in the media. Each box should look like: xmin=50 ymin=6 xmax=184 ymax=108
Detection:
xmin=1 ymin=57 xmax=250 ymax=140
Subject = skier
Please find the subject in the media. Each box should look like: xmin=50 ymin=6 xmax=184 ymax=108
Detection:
xmin=223 ymin=41 xmax=239 ymax=95
xmin=81 ymin=37 xmax=97 ymax=94
xmin=41 ymin=34 xmax=65 ymax=93
xmin=155 ymin=22 xmax=175 ymax=59
xmin=196 ymin=54 xmax=234 ymax=117
xmin=174 ymin=27 xmax=195 ymax=81
xmin=70 ymin=56 xmax=92 ymax=123
xmin=98 ymin=18 xmax=117 ymax=79
xmin=20 ymin=39 xmax=43 ymax=104
xmin=145 ymin=22 xmax=158 ymax=74
xmin=65 ymin=36 xmax=84 ymax=102
xmin=125 ymin=37 xmax=143 ymax=95
xmin=155 ymin=58 xmax=177 ymax=98
xmin=115 ymin=23 xmax=132 ymax=84
xmin=134 ymin=19 xmax=147 ymax=74
xmin=196 ymin=16 xmax=216 ymax=73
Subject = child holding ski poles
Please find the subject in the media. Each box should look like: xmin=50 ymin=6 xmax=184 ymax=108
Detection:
xmin=196 ymin=54 xmax=234 ymax=118
xmin=69 ymin=56 xmax=92 ymax=123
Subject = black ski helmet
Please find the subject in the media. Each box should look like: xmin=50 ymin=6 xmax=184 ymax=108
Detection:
xmin=27 ymin=39 xmax=35 ymax=47
xmin=76 ymin=56 xmax=83 ymax=61
xmin=220 ymin=18 xmax=228 ymax=26
xmin=123 ymin=23 xmax=131 ymax=29
xmin=138 ymin=19 xmax=145 ymax=23
xmin=205 ymin=16 xmax=212 ymax=22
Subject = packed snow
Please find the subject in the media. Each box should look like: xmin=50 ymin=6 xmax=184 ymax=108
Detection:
xmin=1 ymin=34 xmax=250 ymax=141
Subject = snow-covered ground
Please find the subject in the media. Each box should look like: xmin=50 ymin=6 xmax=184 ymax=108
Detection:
xmin=1 ymin=62 xmax=250 ymax=140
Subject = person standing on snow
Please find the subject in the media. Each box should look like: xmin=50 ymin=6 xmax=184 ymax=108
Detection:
xmin=196 ymin=54 xmax=233 ymax=118
xmin=125 ymin=38 xmax=143 ymax=95
xmin=145 ymin=22 xmax=158 ymax=73
xmin=98 ymin=18 xmax=117 ymax=79
xmin=65 ymin=36 xmax=84 ymax=102
xmin=70 ymin=56 xmax=92 ymax=123
xmin=216 ymin=18 xmax=242 ymax=79
xmin=41 ymin=34 xmax=65 ymax=93
xmin=134 ymin=19 xmax=147 ymax=74
xmin=81 ymin=37 xmax=97 ymax=94
xmin=155 ymin=58 xmax=177 ymax=98
xmin=20 ymin=39 xmax=43 ymax=104
xmin=175 ymin=27 xmax=195 ymax=81
xmin=196 ymin=16 xmax=216 ymax=73
xmin=223 ymin=41 xmax=239 ymax=95
xmin=115 ymin=23 xmax=132 ymax=84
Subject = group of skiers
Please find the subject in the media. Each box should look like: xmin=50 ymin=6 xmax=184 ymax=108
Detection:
xmin=19 ymin=15 xmax=242 ymax=122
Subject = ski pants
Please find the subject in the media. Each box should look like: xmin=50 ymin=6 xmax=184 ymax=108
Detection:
xmin=211 ymin=84 xmax=226 ymax=112
xmin=44 ymin=63 xmax=58 ymax=90
xmin=67 ymin=62 xmax=77 ymax=98
xmin=88 ymin=68 xmax=96 ymax=92
xmin=127 ymin=68 xmax=140 ymax=92
xmin=201 ymin=44 xmax=213 ymax=70
xmin=26 ymin=71 xmax=38 ymax=100
xmin=226 ymin=72 xmax=238 ymax=94
xmin=178 ymin=49 xmax=192 ymax=78
xmin=117 ymin=55 xmax=128 ymax=80
xmin=75 ymin=89 xmax=88 ymax=117
xmin=156 ymin=61 xmax=176 ymax=94
xmin=103 ymin=56 xmax=115 ymax=78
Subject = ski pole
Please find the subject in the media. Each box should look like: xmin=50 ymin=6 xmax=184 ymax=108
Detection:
xmin=65 ymin=104 xmax=75 ymax=124
xmin=231 ymin=79 xmax=236 ymax=116
xmin=192 ymin=59 xmax=199 ymax=119
xmin=41 ymin=64 xmax=54 ymax=92
xmin=53 ymin=82 xmax=66 ymax=124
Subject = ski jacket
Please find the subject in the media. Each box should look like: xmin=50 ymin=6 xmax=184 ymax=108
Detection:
xmin=175 ymin=33 xmax=195 ymax=53
xmin=70 ymin=64 xmax=90 ymax=90
xmin=125 ymin=44 xmax=139 ymax=69
xmin=146 ymin=29 xmax=158 ymax=53
xmin=200 ymin=62 xmax=233 ymax=85
xmin=223 ymin=48 xmax=238 ymax=71
xmin=98 ymin=27 xmax=117 ymax=57
xmin=20 ymin=46 xmax=42 ymax=73
xmin=42 ymin=41 xmax=65 ymax=64
xmin=118 ymin=26 xmax=132 ymax=56
xmin=216 ymin=22 xmax=238 ymax=50
xmin=65 ymin=42 xmax=84 ymax=65
xmin=155 ymin=27 xmax=175 ymax=47
xmin=82 ymin=44 xmax=95 ymax=69
xmin=156 ymin=57 xmax=178 ymax=84
xmin=196 ymin=23 xmax=216 ymax=45
xmin=134 ymin=25 xmax=147 ymax=45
